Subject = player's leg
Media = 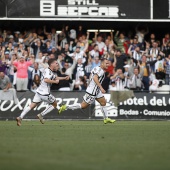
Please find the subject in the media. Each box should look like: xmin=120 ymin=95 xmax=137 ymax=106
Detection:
xmin=59 ymin=93 xmax=92 ymax=113
xmin=37 ymin=94 xmax=57 ymax=123
xmin=16 ymin=102 xmax=38 ymax=126
xmin=96 ymin=96 xmax=116 ymax=124
xmin=59 ymin=101 xmax=89 ymax=113
xmin=16 ymin=93 xmax=41 ymax=126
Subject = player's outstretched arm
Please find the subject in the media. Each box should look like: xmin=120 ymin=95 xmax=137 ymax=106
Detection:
xmin=57 ymin=76 xmax=70 ymax=80
xmin=44 ymin=78 xmax=59 ymax=84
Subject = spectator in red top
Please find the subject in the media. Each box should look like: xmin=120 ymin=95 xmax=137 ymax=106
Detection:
xmin=106 ymin=58 xmax=116 ymax=75
xmin=12 ymin=55 xmax=34 ymax=91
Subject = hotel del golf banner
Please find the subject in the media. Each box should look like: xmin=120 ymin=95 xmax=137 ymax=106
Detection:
xmin=0 ymin=91 xmax=170 ymax=120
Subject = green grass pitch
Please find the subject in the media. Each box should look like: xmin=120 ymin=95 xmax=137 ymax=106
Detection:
xmin=0 ymin=120 xmax=169 ymax=170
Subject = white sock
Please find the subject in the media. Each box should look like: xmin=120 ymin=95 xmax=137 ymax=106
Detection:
xmin=20 ymin=106 xmax=31 ymax=119
xmin=41 ymin=105 xmax=55 ymax=117
xmin=67 ymin=103 xmax=81 ymax=110
xmin=100 ymin=106 xmax=108 ymax=119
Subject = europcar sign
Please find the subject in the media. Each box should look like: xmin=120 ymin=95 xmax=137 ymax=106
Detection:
xmin=0 ymin=0 xmax=151 ymax=20
xmin=40 ymin=0 xmax=120 ymax=18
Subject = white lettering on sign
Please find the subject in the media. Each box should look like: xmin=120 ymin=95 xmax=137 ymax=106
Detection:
xmin=143 ymin=110 xmax=170 ymax=116
xmin=40 ymin=0 xmax=120 ymax=17
xmin=68 ymin=0 xmax=98 ymax=5
xmin=40 ymin=0 xmax=55 ymax=16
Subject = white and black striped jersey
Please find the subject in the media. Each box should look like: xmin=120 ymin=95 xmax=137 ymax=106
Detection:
xmin=36 ymin=68 xmax=56 ymax=95
xmin=86 ymin=66 xmax=105 ymax=96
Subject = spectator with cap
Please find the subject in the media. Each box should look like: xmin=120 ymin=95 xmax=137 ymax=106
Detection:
xmin=11 ymin=55 xmax=34 ymax=91
xmin=59 ymin=56 xmax=77 ymax=80
xmin=1 ymin=50 xmax=11 ymax=76
xmin=8 ymin=35 xmax=14 ymax=44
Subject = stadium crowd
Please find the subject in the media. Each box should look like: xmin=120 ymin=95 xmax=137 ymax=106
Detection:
xmin=0 ymin=25 xmax=170 ymax=93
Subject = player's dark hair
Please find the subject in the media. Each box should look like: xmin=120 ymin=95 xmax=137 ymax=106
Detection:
xmin=101 ymin=57 xmax=108 ymax=63
xmin=48 ymin=58 xmax=56 ymax=66
xmin=62 ymin=67 xmax=66 ymax=73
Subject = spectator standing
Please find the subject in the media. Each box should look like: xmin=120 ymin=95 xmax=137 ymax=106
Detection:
xmin=110 ymin=69 xmax=125 ymax=90
xmin=12 ymin=55 xmax=34 ymax=91
xmin=31 ymin=39 xmax=46 ymax=59
xmin=28 ymin=62 xmax=42 ymax=90
xmin=0 ymin=71 xmax=18 ymax=103
xmin=73 ymin=57 xmax=86 ymax=81
xmin=129 ymin=67 xmax=143 ymax=91
xmin=137 ymin=55 xmax=158 ymax=91
xmin=114 ymin=31 xmax=126 ymax=53
xmin=89 ymin=44 xmax=99 ymax=59
xmin=58 ymin=68 xmax=72 ymax=91
xmin=95 ymin=34 xmax=106 ymax=57
xmin=164 ymin=55 xmax=170 ymax=85
xmin=31 ymin=74 xmax=41 ymax=93
xmin=115 ymin=50 xmax=127 ymax=71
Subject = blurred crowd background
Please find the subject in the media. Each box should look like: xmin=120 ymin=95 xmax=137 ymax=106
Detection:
xmin=0 ymin=23 xmax=170 ymax=93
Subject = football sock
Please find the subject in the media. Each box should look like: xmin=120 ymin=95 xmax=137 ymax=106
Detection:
xmin=100 ymin=106 xmax=108 ymax=119
xmin=67 ymin=103 xmax=82 ymax=110
xmin=20 ymin=106 xmax=31 ymax=119
xmin=41 ymin=105 xmax=55 ymax=117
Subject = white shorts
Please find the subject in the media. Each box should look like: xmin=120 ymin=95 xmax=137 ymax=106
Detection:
xmin=32 ymin=92 xmax=56 ymax=104
xmin=83 ymin=90 xmax=104 ymax=104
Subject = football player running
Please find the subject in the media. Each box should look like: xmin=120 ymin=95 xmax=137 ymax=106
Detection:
xmin=59 ymin=58 xmax=116 ymax=124
xmin=16 ymin=58 xmax=69 ymax=126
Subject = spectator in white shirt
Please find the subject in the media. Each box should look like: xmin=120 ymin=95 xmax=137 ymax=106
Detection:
xmin=89 ymin=44 xmax=99 ymax=59
xmin=68 ymin=46 xmax=86 ymax=63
